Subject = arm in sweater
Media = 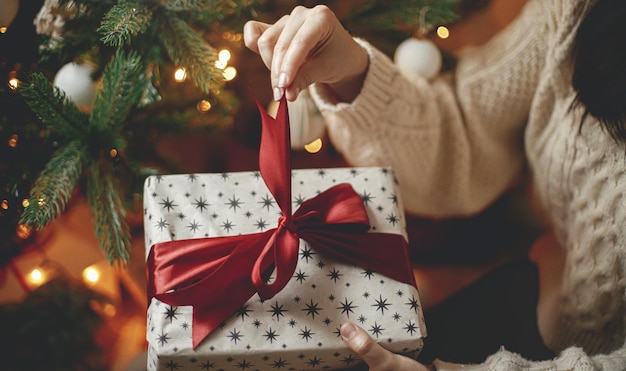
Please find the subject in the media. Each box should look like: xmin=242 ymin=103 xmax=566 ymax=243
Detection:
xmin=310 ymin=0 xmax=549 ymax=218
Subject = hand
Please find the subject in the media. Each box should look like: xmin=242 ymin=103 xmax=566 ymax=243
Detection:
xmin=243 ymin=5 xmax=369 ymax=102
xmin=341 ymin=322 xmax=433 ymax=371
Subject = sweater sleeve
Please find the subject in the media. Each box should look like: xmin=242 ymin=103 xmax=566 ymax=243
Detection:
xmin=310 ymin=0 xmax=548 ymax=218
xmin=433 ymin=345 xmax=626 ymax=371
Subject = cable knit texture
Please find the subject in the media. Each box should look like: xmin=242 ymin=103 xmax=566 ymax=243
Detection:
xmin=307 ymin=0 xmax=626 ymax=369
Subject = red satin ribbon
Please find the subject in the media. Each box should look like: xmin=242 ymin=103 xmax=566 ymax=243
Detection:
xmin=147 ymin=96 xmax=416 ymax=349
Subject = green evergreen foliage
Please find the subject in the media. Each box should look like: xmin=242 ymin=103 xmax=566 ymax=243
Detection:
xmin=89 ymin=49 xmax=145 ymax=132
xmin=254 ymin=0 xmax=462 ymax=29
xmin=17 ymin=50 xmax=148 ymax=263
xmin=18 ymin=140 xmax=86 ymax=230
xmin=159 ymin=15 xmax=222 ymax=93
xmin=87 ymin=159 xmax=131 ymax=264
xmin=17 ymin=72 xmax=88 ymax=139
xmin=346 ymin=0 xmax=462 ymax=31
xmin=98 ymin=2 xmax=153 ymax=47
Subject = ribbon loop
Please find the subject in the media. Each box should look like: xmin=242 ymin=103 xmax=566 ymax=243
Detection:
xmin=251 ymin=223 xmax=300 ymax=301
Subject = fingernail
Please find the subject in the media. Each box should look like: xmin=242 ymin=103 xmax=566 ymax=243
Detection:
xmin=341 ymin=323 xmax=357 ymax=339
xmin=273 ymin=87 xmax=283 ymax=101
xmin=278 ymin=72 xmax=287 ymax=88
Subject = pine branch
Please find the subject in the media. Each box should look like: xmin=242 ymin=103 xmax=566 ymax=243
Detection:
xmin=347 ymin=0 xmax=461 ymax=32
xmin=18 ymin=73 xmax=89 ymax=140
xmin=98 ymin=1 xmax=153 ymax=47
xmin=158 ymin=15 xmax=222 ymax=93
xmin=19 ymin=141 xmax=87 ymax=230
xmin=43 ymin=0 xmax=115 ymax=64
xmin=89 ymin=49 xmax=145 ymax=133
xmin=163 ymin=0 xmax=226 ymax=12
xmin=163 ymin=0 xmax=256 ymax=15
xmin=86 ymin=160 xmax=131 ymax=264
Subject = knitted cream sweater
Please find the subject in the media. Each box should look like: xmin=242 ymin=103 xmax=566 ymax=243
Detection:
xmin=308 ymin=0 xmax=626 ymax=369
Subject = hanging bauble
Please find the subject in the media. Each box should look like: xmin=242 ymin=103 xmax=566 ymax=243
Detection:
xmin=0 ymin=0 xmax=19 ymax=28
xmin=53 ymin=62 xmax=98 ymax=112
xmin=268 ymin=89 xmax=326 ymax=150
xmin=286 ymin=89 xmax=326 ymax=149
xmin=394 ymin=37 xmax=442 ymax=80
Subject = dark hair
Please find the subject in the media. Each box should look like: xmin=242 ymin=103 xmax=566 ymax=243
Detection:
xmin=572 ymin=0 xmax=626 ymax=143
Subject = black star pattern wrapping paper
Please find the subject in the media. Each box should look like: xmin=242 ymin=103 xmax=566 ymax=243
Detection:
xmin=144 ymin=167 xmax=426 ymax=370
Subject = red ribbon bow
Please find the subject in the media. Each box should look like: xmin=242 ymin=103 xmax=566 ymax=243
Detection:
xmin=147 ymin=96 xmax=416 ymax=349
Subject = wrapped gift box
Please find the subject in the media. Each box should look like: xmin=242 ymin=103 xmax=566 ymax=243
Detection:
xmin=144 ymin=98 xmax=426 ymax=370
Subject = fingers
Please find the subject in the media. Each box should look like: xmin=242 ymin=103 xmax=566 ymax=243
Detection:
xmin=243 ymin=6 xmax=338 ymax=101
xmin=245 ymin=16 xmax=287 ymax=74
xmin=261 ymin=6 xmax=319 ymax=100
xmin=244 ymin=13 xmax=295 ymax=99
xmin=244 ymin=5 xmax=367 ymax=102
xmin=242 ymin=20 xmax=268 ymax=55
xmin=270 ymin=6 xmax=335 ymax=99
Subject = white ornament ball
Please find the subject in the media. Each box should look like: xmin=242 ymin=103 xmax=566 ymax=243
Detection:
xmin=0 ymin=0 xmax=20 ymax=28
xmin=53 ymin=62 xmax=98 ymax=111
xmin=394 ymin=37 xmax=442 ymax=80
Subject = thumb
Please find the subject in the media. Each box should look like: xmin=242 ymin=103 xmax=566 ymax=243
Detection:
xmin=341 ymin=322 xmax=431 ymax=371
xmin=341 ymin=322 xmax=396 ymax=370
xmin=243 ymin=20 xmax=271 ymax=54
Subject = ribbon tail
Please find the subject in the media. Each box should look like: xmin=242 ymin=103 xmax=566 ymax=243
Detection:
xmin=299 ymin=231 xmax=416 ymax=288
xmin=256 ymin=96 xmax=292 ymax=216
xmin=191 ymin=277 xmax=257 ymax=349
xmin=296 ymin=183 xmax=370 ymax=226
xmin=149 ymin=230 xmax=277 ymax=348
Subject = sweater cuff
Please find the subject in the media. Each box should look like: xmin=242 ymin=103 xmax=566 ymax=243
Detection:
xmin=432 ymin=348 xmax=532 ymax=371
xmin=309 ymin=38 xmax=403 ymax=120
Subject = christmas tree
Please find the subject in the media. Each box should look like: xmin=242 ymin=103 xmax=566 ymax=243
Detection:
xmin=1 ymin=0 xmax=462 ymax=266
xmin=1 ymin=0 xmax=259 ymax=266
